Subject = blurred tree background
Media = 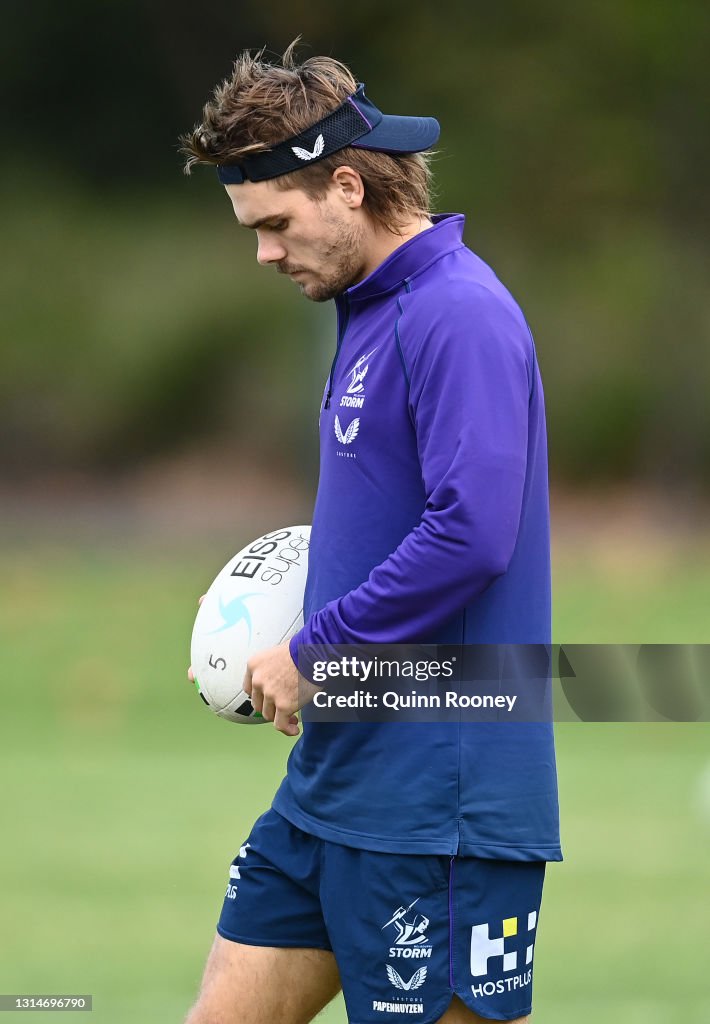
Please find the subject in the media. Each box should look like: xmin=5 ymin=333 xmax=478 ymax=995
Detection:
xmin=1 ymin=0 xmax=709 ymax=490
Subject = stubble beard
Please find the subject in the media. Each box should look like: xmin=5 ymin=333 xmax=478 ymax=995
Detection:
xmin=297 ymin=216 xmax=367 ymax=303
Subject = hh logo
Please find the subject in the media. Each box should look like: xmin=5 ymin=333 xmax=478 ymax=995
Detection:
xmin=470 ymin=912 xmax=537 ymax=977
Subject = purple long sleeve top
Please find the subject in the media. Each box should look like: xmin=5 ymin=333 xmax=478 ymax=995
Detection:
xmin=274 ymin=214 xmax=561 ymax=861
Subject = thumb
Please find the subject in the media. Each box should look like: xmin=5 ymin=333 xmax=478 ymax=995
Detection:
xmin=274 ymin=709 xmax=300 ymax=737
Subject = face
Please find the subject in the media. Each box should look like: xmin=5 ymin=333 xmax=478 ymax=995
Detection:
xmin=226 ymin=175 xmax=368 ymax=302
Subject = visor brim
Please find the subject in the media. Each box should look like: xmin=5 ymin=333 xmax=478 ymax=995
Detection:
xmin=351 ymin=114 xmax=440 ymax=154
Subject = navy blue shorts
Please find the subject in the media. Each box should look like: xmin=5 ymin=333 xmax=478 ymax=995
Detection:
xmin=217 ymin=809 xmax=546 ymax=1023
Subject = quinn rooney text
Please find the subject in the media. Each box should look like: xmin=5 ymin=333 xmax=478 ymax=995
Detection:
xmin=312 ymin=691 xmax=519 ymax=712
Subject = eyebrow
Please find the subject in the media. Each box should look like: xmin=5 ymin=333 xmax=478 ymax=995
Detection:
xmin=238 ymin=214 xmax=287 ymax=230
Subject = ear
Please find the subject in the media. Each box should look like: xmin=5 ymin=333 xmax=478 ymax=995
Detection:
xmin=331 ymin=166 xmax=365 ymax=210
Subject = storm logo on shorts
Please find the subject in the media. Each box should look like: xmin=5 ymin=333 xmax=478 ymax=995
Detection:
xmin=383 ymin=898 xmax=429 ymax=945
xmin=383 ymin=898 xmax=432 ymax=959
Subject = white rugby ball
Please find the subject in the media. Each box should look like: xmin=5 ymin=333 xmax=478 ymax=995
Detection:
xmin=190 ymin=525 xmax=311 ymax=723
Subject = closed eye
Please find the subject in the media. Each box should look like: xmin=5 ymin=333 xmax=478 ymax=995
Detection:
xmin=238 ymin=214 xmax=290 ymax=231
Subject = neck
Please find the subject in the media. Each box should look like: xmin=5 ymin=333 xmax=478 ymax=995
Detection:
xmin=358 ymin=214 xmax=434 ymax=281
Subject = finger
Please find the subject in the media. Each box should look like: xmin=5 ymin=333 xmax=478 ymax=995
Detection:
xmin=275 ymin=708 xmax=300 ymax=737
xmin=243 ymin=664 xmax=253 ymax=697
xmin=198 ymin=594 xmax=206 ymax=606
xmin=188 ymin=666 xmax=194 ymax=682
xmin=261 ymin=696 xmax=276 ymax=722
xmin=249 ymin=680 xmax=263 ymax=715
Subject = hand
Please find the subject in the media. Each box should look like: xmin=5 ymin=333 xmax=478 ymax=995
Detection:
xmin=244 ymin=644 xmax=321 ymax=737
xmin=187 ymin=595 xmax=206 ymax=684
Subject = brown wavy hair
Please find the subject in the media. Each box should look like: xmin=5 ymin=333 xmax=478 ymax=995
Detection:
xmin=180 ymin=41 xmax=434 ymax=232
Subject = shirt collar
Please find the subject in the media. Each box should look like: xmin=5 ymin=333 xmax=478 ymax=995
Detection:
xmin=342 ymin=213 xmax=465 ymax=302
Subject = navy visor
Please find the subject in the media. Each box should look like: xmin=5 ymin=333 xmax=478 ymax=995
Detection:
xmin=216 ymin=84 xmax=440 ymax=185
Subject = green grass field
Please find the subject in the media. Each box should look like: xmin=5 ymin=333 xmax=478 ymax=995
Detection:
xmin=1 ymin=538 xmax=709 ymax=1023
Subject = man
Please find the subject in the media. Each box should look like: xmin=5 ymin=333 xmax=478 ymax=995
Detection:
xmin=181 ymin=42 xmax=561 ymax=1024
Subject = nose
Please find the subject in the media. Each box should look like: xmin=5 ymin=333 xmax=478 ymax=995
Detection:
xmin=256 ymin=232 xmax=287 ymax=266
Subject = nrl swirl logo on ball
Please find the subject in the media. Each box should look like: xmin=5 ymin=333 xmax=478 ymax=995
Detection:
xmin=190 ymin=526 xmax=311 ymax=723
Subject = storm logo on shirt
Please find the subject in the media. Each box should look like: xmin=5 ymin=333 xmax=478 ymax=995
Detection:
xmin=345 ymin=347 xmax=378 ymax=396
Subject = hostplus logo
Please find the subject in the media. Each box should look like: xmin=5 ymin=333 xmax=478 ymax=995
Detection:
xmin=469 ymin=912 xmax=537 ymax=998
